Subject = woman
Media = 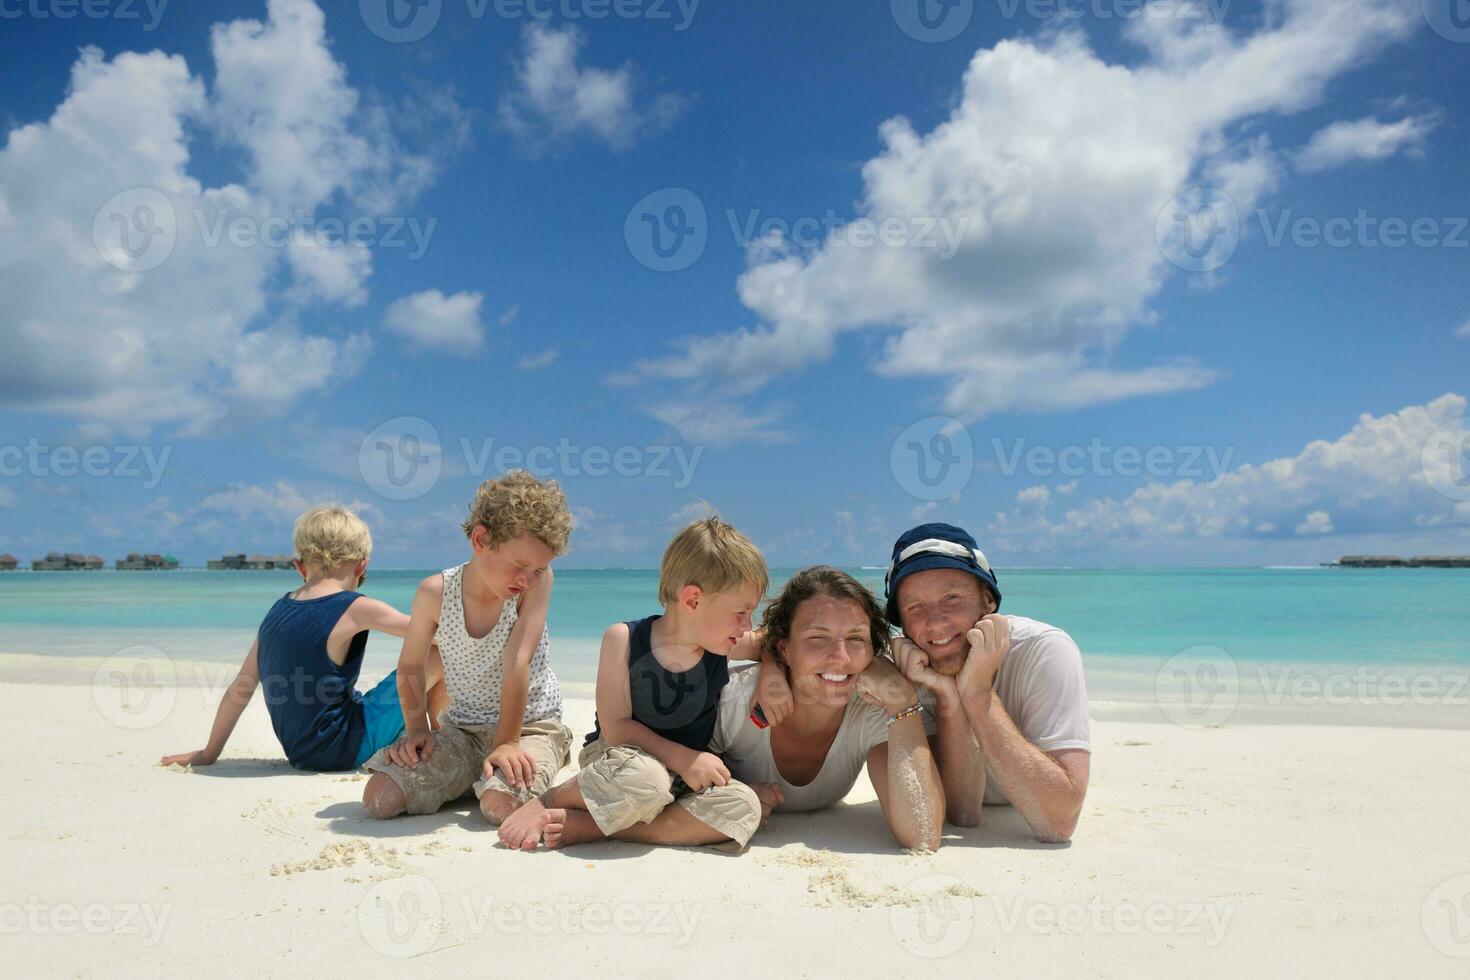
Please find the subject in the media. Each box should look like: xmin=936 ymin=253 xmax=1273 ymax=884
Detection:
xmin=709 ymin=566 xmax=945 ymax=850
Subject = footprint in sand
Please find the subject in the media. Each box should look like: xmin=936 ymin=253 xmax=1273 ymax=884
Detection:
xmin=244 ymin=799 xmax=309 ymax=844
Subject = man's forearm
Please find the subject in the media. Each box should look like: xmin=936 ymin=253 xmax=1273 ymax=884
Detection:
xmin=930 ymin=692 xmax=986 ymax=826
xmin=962 ymin=690 xmax=1082 ymax=841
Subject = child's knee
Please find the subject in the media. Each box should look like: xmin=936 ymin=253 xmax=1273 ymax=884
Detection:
xmin=362 ymin=773 xmax=407 ymax=820
xmin=479 ymin=789 xmax=518 ymax=824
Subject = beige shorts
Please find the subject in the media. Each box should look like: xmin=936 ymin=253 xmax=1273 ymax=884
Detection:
xmin=365 ymin=716 xmax=571 ymax=816
xmin=575 ymin=739 xmax=762 ymax=847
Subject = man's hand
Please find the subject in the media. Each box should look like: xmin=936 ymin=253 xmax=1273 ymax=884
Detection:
xmin=680 ymin=751 xmax=731 ymax=791
xmin=957 ymin=613 xmax=1011 ymax=699
xmin=893 ymin=636 xmax=959 ymax=703
xmin=752 ymin=659 xmax=794 ymax=726
xmin=484 ymin=743 xmax=537 ymax=789
xmin=856 ymin=656 xmax=919 ymax=712
xmin=159 ymin=749 xmax=216 ymax=767
xmin=387 ymin=732 xmax=436 ymax=768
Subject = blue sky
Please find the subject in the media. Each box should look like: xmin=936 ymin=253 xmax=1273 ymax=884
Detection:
xmin=0 ymin=0 xmax=1467 ymax=568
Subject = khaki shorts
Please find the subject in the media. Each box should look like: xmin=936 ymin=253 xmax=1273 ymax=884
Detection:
xmin=364 ymin=716 xmax=571 ymax=816
xmin=575 ymin=739 xmax=762 ymax=847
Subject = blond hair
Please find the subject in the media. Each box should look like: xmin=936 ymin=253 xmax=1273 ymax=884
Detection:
xmin=293 ymin=505 xmax=372 ymax=570
xmin=461 ymin=469 xmax=573 ymax=555
xmin=658 ymin=515 xmax=768 ymax=607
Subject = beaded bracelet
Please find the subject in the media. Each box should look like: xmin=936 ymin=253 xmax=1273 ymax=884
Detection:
xmin=888 ymin=703 xmax=924 ymax=725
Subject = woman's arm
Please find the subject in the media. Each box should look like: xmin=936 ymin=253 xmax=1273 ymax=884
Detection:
xmin=866 ymin=718 xmax=945 ymax=851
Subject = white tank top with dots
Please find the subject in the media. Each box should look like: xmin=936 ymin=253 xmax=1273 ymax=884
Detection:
xmin=435 ymin=563 xmax=561 ymax=727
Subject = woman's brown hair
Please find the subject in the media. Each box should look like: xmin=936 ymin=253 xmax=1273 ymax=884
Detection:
xmin=759 ymin=566 xmax=892 ymax=675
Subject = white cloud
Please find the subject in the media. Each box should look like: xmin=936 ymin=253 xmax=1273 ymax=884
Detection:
xmin=517 ymin=349 xmax=560 ymax=371
xmin=987 ymin=393 xmax=1467 ymax=552
xmin=0 ymin=0 xmax=454 ymax=434
xmin=198 ymin=480 xmax=383 ymax=528
xmin=1294 ymin=113 xmax=1437 ymax=172
xmin=646 ymin=400 xmax=791 ymax=448
xmin=667 ymin=501 xmax=714 ymax=525
xmin=497 ymin=23 xmax=686 ymax=152
xmin=1455 ymin=319 xmax=1470 ymax=340
xmin=0 ymin=486 xmax=16 ymax=507
xmin=499 ymin=304 xmax=521 ymax=327
xmin=619 ymin=0 xmax=1419 ymax=441
xmin=383 ymin=290 xmax=487 ymax=352
xmin=1295 ymin=510 xmax=1334 ymax=534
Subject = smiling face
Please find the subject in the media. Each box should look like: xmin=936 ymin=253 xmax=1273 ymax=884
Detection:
xmin=470 ymin=528 xmax=554 ymax=600
xmin=895 ymin=568 xmax=996 ymax=676
xmin=778 ymin=594 xmax=877 ymax=709
xmin=678 ymin=581 xmax=763 ymax=655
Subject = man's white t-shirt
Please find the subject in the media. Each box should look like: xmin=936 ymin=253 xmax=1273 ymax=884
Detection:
xmin=918 ymin=615 xmax=1091 ymax=805
xmin=710 ymin=666 xmax=938 ymax=812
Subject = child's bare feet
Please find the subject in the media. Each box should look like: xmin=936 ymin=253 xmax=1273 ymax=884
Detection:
xmin=542 ymin=808 xmax=568 ymax=849
xmin=498 ymin=797 xmax=550 ymax=850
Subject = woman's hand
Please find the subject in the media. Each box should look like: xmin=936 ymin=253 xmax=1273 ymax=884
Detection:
xmin=856 ymin=656 xmax=918 ymax=713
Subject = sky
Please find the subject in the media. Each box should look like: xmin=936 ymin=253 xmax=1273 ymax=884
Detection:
xmin=0 ymin=0 xmax=1467 ymax=569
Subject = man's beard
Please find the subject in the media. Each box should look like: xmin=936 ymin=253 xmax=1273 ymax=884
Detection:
xmin=929 ymin=649 xmax=966 ymax=678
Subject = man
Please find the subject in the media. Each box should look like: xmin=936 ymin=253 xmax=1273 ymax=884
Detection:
xmin=885 ymin=523 xmax=1090 ymax=842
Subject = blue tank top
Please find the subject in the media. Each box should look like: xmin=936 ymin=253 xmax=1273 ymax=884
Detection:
xmin=255 ymin=590 xmax=369 ymax=771
xmin=586 ymin=615 xmax=729 ymax=751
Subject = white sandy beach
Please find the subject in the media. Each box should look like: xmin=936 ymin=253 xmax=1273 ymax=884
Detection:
xmin=4 ymin=652 xmax=1469 ymax=978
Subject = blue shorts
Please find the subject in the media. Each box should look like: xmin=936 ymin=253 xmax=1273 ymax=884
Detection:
xmin=354 ymin=671 xmax=407 ymax=767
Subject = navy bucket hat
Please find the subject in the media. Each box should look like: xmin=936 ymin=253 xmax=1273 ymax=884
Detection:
xmin=883 ymin=522 xmax=1001 ymax=626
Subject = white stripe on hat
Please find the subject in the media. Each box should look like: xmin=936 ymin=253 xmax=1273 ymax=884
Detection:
xmin=891 ymin=538 xmax=992 ymax=577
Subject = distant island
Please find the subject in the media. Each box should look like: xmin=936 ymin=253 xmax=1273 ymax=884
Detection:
xmin=1326 ymin=555 xmax=1470 ymax=568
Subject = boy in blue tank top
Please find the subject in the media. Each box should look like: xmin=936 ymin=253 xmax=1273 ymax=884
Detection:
xmin=160 ymin=506 xmax=446 ymax=772
xmin=497 ymin=516 xmax=781 ymax=851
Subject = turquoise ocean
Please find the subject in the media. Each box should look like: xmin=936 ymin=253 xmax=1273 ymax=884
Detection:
xmin=2 ymin=568 xmax=1467 ymax=708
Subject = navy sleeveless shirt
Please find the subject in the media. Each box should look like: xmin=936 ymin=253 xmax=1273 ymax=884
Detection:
xmin=586 ymin=615 xmax=729 ymax=751
xmin=255 ymin=590 xmax=369 ymax=771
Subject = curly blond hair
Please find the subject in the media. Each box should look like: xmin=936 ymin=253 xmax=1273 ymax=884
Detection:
xmin=461 ymin=470 xmax=573 ymax=555
xmin=293 ymin=505 xmax=372 ymax=571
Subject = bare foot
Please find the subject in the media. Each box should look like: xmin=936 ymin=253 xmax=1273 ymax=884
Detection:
xmin=498 ymin=797 xmax=550 ymax=850
xmin=543 ymin=808 xmax=568 ymax=849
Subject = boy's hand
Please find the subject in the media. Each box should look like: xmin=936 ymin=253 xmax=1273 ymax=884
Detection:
xmin=387 ymin=732 xmax=436 ymax=768
xmin=159 ymin=749 xmax=216 ymax=767
xmin=752 ymin=659 xmax=794 ymax=726
xmin=856 ymin=656 xmax=919 ymax=713
xmin=484 ymin=743 xmax=537 ymax=789
xmin=680 ymin=751 xmax=731 ymax=792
